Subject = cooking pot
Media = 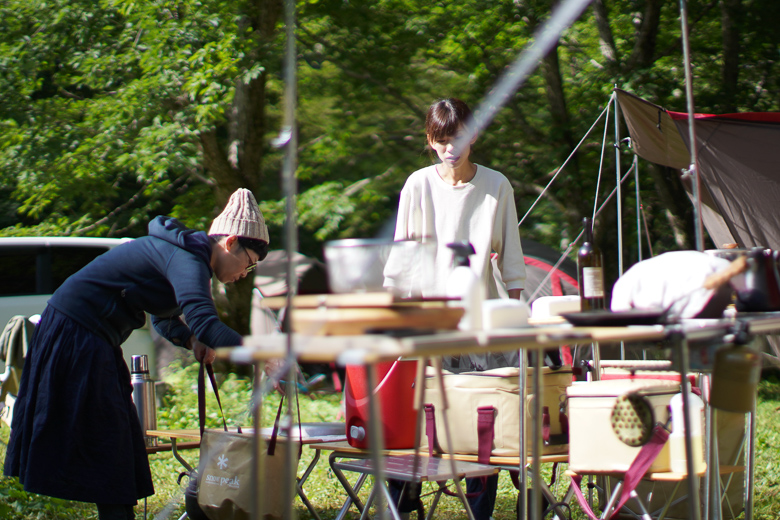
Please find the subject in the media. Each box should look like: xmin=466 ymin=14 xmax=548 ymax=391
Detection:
xmin=735 ymin=248 xmax=780 ymax=312
xmin=323 ymin=238 xmax=435 ymax=296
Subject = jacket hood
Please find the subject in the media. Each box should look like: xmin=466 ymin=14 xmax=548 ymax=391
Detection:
xmin=148 ymin=216 xmax=212 ymax=267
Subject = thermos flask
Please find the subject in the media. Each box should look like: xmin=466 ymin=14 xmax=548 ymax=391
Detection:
xmin=130 ymin=354 xmax=157 ymax=447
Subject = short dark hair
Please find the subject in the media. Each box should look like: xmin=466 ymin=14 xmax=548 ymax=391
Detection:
xmin=210 ymin=235 xmax=269 ymax=262
xmin=425 ymin=98 xmax=472 ymax=142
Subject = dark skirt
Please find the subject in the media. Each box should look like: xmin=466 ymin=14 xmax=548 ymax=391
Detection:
xmin=4 ymin=307 xmax=154 ymax=504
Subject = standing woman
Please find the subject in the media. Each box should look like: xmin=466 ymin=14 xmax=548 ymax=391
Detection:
xmin=386 ymin=98 xmax=526 ymax=518
xmin=4 ymin=188 xmax=269 ymax=520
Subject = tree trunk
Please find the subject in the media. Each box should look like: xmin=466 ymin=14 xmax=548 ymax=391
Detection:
xmin=720 ymin=0 xmax=741 ymax=112
xmin=203 ymin=0 xmax=283 ymax=337
xmin=625 ymin=0 xmax=664 ymax=71
xmin=591 ymin=0 xmax=619 ymax=65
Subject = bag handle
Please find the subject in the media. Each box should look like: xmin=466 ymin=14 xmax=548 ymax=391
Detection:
xmin=198 ymin=361 xmax=304 ymax=459
xmin=267 ymin=389 xmax=303 ymax=458
xmin=198 ymin=362 xmax=228 ymax=436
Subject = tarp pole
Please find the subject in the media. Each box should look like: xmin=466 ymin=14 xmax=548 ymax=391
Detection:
xmin=613 ymin=90 xmax=625 ymax=360
xmin=633 ymin=150 xmax=642 ymax=262
xmin=278 ymin=0 xmax=299 ymax=518
xmin=679 ymin=0 xmax=705 ymax=251
xmin=613 ymin=86 xmax=623 ymax=277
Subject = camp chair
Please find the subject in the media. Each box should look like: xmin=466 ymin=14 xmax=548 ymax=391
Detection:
xmin=0 ymin=315 xmax=36 ymax=426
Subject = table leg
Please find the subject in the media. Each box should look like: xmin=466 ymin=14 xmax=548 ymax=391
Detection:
xmin=518 ymin=348 xmax=528 ymax=520
xmin=297 ymin=448 xmax=323 ymax=520
xmin=366 ymin=363 xmax=388 ymax=520
xmin=330 ymin=451 xmax=367 ymax=518
xmin=673 ymin=328 xmax=702 ymax=520
xmin=530 ymin=350 xmax=543 ymax=520
xmin=170 ymin=438 xmax=193 ymax=473
xmin=745 ymin=406 xmax=756 ymax=520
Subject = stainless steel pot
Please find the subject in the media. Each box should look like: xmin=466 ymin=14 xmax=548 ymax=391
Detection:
xmin=323 ymin=238 xmax=435 ymax=296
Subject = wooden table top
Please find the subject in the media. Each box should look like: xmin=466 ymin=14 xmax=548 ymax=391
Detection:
xmin=310 ymin=440 xmax=569 ymax=466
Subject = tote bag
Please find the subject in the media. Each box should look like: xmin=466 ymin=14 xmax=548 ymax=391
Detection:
xmin=189 ymin=363 xmax=301 ymax=520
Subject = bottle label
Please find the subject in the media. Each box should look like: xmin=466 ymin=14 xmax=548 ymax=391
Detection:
xmin=582 ymin=267 xmax=604 ymax=298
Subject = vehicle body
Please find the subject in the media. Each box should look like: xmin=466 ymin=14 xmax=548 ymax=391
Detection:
xmin=0 ymin=236 xmax=157 ymax=377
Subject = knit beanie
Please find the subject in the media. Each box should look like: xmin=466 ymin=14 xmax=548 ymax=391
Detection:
xmin=208 ymin=188 xmax=269 ymax=243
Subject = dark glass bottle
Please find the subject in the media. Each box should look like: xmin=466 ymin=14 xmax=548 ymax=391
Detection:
xmin=577 ymin=217 xmax=605 ymax=310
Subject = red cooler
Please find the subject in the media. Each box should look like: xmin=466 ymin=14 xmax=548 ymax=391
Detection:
xmin=344 ymin=359 xmax=418 ymax=449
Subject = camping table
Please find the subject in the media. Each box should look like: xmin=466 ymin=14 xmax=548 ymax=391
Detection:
xmin=145 ymin=428 xmax=346 ymax=520
xmin=309 ymin=440 xmax=570 ymax=520
xmin=217 ymin=325 xmax=672 ymax=520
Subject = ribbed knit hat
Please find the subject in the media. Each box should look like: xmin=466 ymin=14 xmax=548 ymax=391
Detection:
xmin=208 ymin=188 xmax=269 ymax=243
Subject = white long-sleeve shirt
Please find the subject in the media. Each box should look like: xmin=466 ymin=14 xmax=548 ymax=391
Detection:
xmin=387 ymin=164 xmax=526 ymax=298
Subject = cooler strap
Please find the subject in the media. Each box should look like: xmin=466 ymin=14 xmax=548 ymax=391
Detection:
xmin=570 ymin=424 xmax=670 ymax=520
xmin=425 ymin=403 xmax=488 ymax=499
xmin=424 ymin=403 xmax=439 ymax=457
xmin=541 ymin=406 xmax=551 ymax=443
xmin=476 ymin=406 xmax=495 ymax=465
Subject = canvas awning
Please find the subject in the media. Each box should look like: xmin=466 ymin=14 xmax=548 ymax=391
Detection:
xmin=616 ymin=89 xmax=780 ymax=250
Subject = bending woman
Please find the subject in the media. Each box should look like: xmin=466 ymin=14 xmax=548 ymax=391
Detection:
xmin=4 ymin=188 xmax=268 ymax=520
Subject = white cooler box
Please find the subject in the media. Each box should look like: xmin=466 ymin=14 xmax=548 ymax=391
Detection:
xmin=567 ymin=379 xmax=679 ymax=473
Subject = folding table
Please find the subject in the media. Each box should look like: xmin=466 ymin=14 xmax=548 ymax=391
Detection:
xmin=311 ymin=440 xmax=573 ymax=520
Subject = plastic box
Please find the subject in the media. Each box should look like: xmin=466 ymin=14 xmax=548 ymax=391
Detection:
xmin=566 ymin=379 xmax=679 ymax=473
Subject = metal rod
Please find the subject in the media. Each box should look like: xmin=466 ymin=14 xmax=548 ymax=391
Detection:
xmin=613 ymin=87 xmax=623 ymax=277
xmin=518 ymin=348 xmax=528 ymax=518
xmin=530 ymin=350 xmax=543 ymax=520
xmin=633 ymin=152 xmax=642 ymax=262
xmin=367 ymin=363 xmax=389 ymax=519
xmin=675 ymin=328 xmax=702 ymax=520
xmin=746 ymin=406 xmax=756 ymax=520
xmin=279 ymin=0 xmax=299 ymax=517
xmin=679 ymin=0 xmax=705 ymax=251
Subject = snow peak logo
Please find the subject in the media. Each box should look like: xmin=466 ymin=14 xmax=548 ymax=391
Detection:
xmin=204 ymin=473 xmax=240 ymax=489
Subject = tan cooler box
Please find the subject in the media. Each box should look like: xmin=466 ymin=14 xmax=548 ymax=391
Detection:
xmin=567 ymin=379 xmax=679 ymax=473
xmin=422 ymin=366 xmax=573 ymax=457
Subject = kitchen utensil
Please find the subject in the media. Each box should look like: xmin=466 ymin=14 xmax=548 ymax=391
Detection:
xmin=323 ymin=238 xmax=435 ymax=296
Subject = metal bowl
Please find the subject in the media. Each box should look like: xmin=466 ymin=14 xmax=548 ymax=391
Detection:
xmin=323 ymin=238 xmax=435 ymax=296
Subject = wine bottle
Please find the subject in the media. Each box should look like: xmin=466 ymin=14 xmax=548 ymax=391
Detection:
xmin=577 ymin=217 xmax=605 ymax=310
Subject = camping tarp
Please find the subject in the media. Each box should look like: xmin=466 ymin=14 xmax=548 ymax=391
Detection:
xmin=615 ymin=89 xmax=780 ymax=250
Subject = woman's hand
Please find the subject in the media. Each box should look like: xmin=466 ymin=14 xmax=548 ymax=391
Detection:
xmin=188 ymin=335 xmax=216 ymax=364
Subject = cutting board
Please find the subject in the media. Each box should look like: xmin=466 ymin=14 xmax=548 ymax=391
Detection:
xmin=289 ymin=306 xmax=465 ymax=335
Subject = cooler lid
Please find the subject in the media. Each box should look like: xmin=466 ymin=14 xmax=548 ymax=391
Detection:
xmin=567 ymin=378 xmax=679 ymax=397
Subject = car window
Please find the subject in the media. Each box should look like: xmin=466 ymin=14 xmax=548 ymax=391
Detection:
xmin=0 ymin=245 xmax=110 ymax=297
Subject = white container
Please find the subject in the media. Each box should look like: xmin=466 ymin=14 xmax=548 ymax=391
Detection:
xmin=447 ymin=264 xmax=483 ymax=330
xmin=531 ymin=295 xmax=581 ymax=318
xmin=669 ymin=392 xmax=706 ymax=474
xmin=567 ymin=379 xmax=678 ymax=473
xmin=482 ymin=298 xmax=530 ymax=329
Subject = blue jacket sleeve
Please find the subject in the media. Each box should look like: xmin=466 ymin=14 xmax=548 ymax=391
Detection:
xmin=151 ymin=315 xmax=193 ymax=348
xmin=163 ymin=248 xmax=244 ymax=348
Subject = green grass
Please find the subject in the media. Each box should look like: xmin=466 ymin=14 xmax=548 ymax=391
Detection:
xmin=1 ymin=363 xmax=779 ymax=519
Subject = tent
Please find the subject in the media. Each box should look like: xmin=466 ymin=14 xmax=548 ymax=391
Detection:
xmin=616 ymin=89 xmax=780 ymax=363
xmin=615 ymin=88 xmax=780 ymax=251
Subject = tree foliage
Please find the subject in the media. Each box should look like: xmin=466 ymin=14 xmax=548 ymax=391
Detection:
xmin=1 ymin=0 xmax=778 ymax=317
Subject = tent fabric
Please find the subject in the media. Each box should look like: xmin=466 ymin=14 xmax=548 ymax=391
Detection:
xmin=616 ymin=88 xmax=780 ymax=250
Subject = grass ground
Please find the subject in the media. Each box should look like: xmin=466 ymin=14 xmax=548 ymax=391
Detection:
xmin=0 ymin=362 xmax=779 ymax=519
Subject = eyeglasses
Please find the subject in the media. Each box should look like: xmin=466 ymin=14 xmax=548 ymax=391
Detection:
xmin=242 ymin=247 xmax=258 ymax=273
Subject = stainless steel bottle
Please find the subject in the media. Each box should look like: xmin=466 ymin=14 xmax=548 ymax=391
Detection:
xmin=130 ymin=354 xmax=157 ymax=447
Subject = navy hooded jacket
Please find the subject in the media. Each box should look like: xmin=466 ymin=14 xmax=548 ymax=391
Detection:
xmin=48 ymin=216 xmax=243 ymax=348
